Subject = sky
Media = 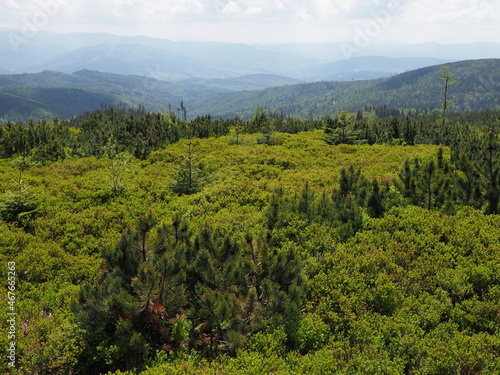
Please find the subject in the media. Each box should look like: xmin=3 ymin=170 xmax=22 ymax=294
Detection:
xmin=0 ymin=0 xmax=499 ymax=45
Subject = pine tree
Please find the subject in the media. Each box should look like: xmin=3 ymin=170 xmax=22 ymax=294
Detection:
xmin=440 ymin=66 xmax=459 ymax=127
xmin=265 ymin=187 xmax=285 ymax=231
xmin=0 ymin=157 xmax=40 ymax=228
xmin=297 ymin=181 xmax=314 ymax=222
xmin=170 ymin=139 xmax=207 ymax=195
xmin=77 ymin=212 xmax=305 ymax=371
xmin=324 ymin=110 xmax=361 ymax=145
xmin=335 ymin=193 xmax=363 ymax=241
xmin=366 ymin=179 xmax=385 ymax=218
xmin=396 ymin=150 xmax=453 ymax=211
xmin=417 ymin=159 xmax=438 ymax=210
xmin=395 ymin=159 xmax=418 ymax=205
xmin=333 ymin=165 xmax=368 ymax=208
xmin=480 ymin=125 xmax=500 ymax=214
xmin=453 ymin=153 xmax=484 ymax=208
xmin=402 ymin=116 xmax=417 ymax=145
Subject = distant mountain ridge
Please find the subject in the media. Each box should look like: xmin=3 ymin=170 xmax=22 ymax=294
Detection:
xmin=298 ymin=56 xmax=451 ymax=81
xmin=0 ymin=59 xmax=499 ymax=123
xmin=2 ymin=30 xmax=500 ymax=81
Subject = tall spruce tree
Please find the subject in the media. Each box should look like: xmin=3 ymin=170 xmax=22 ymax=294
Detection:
xmin=170 ymin=138 xmax=207 ymax=195
xmin=324 ymin=110 xmax=361 ymax=145
xmin=440 ymin=66 xmax=458 ymax=127
xmin=480 ymin=125 xmax=500 ymax=214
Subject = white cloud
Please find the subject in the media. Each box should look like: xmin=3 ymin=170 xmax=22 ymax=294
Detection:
xmin=380 ymin=0 xmax=500 ymax=43
xmin=315 ymin=0 xmax=340 ymax=18
xmin=0 ymin=0 xmax=499 ymax=43
xmin=401 ymin=0 xmax=500 ymax=24
xmin=221 ymin=1 xmax=245 ymax=16
xmin=294 ymin=6 xmax=313 ymax=22
xmin=2 ymin=0 xmax=24 ymax=10
xmin=245 ymin=6 xmax=262 ymax=15
xmin=275 ymin=0 xmax=286 ymax=10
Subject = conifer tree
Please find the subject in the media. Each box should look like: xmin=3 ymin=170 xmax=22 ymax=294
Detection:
xmin=440 ymin=66 xmax=458 ymax=127
xmin=395 ymin=159 xmax=418 ymax=205
xmin=0 ymin=157 xmax=40 ymax=228
xmin=335 ymin=193 xmax=363 ymax=241
xmin=366 ymin=179 xmax=385 ymax=218
xmin=417 ymin=159 xmax=439 ymax=210
xmin=480 ymin=125 xmax=500 ymax=214
xmin=77 ymin=211 xmax=305 ymax=372
xmin=265 ymin=187 xmax=285 ymax=231
xmin=324 ymin=110 xmax=361 ymax=145
xmin=170 ymin=139 xmax=207 ymax=195
xmin=338 ymin=165 xmax=363 ymax=197
xmin=297 ymin=181 xmax=314 ymax=221
xmin=402 ymin=116 xmax=417 ymax=145
xmin=453 ymin=152 xmax=484 ymax=209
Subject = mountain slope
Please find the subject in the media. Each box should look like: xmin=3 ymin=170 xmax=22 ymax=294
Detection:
xmin=178 ymin=74 xmax=304 ymax=91
xmin=0 ymin=92 xmax=54 ymax=122
xmin=0 ymin=70 xmax=302 ymax=123
xmin=1 ymin=59 xmax=499 ymax=123
xmin=298 ymin=56 xmax=451 ymax=81
xmin=0 ymin=70 xmax=214 ymax=122
xmin=0 ymin=88 xmax=119 ymax=123
xmin=189 ymin=59 xmax=500 ymax=118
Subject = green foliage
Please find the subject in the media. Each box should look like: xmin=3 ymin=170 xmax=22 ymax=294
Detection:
xmin=324 ymin=110 xmax=362 ymax=145
xmin=76 ymin=211 xmax=304 ymax=373
xmin=0 ymin=157 xmax=41 ymax=227
xmin=252 ymin=106 xmax=283 ymax=145
xmin=394 ymin=148 xmax=453 ymax=211
xmin=105 ymin=151 xmax=134 ymax=197
xmin=16 ymin=310 xmax=84 ymax=374
xmin=1 ymin=111 xmax=499 ymax=374
xmin=0 ymin=188 xmax=39 ymax=226
xmin=245 ymin=328 xmax=287 ymax=357
xmin=0 ymin=120 xmax=73 ymax=161
xmin=227 ymin=123 xmax=246 ymax=145
xmin=170 ymin=141 xmax=208 ymax=195
xmin=439 ymin=66 xmax=459 ymax=127
xmin=305 ymin=205 xmax=499 ymax=375
xmin=293 ymin=313 xmax=330 ymax=353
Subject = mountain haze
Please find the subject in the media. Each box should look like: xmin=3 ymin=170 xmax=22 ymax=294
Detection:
xmin=2 ymin=30 xmax=500 ymax=81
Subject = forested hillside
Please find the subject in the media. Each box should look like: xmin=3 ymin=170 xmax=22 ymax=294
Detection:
xmin=0 ymin=106 xmax=499 ymax=374
xmin=191 ymin=59 xmax=500 ymax=118
xmin=0 ymin=70 xmax=227 ymax=124
xmin=0 ymin=70 xmax=303 ymax=124
xmin=1 ymin=59 xmax=499 ymax=124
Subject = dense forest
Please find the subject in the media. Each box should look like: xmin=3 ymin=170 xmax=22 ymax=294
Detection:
xmin=0 ymin=102 xmax=499 ymax=374
xmin=1 ymin=59 xmax=499 ymax=123
xmin=191 ymin=59 xmax=500 ymax=119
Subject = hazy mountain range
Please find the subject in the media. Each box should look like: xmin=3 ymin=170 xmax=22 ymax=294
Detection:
xmin=1 ymin=30 xmax=500 ymax=123
xmin=3 ymin=29 xmax=500 ymax=81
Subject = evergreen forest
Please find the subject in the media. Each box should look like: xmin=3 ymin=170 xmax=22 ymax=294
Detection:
xmin=1 ymin=59 xmax=499 ymax=123
xmin=0 ymin=97 xmax=499 ymax=374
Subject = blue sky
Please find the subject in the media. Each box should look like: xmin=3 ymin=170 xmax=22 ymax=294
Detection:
xmin=1 ymin=0 xmax=499 ymax=44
